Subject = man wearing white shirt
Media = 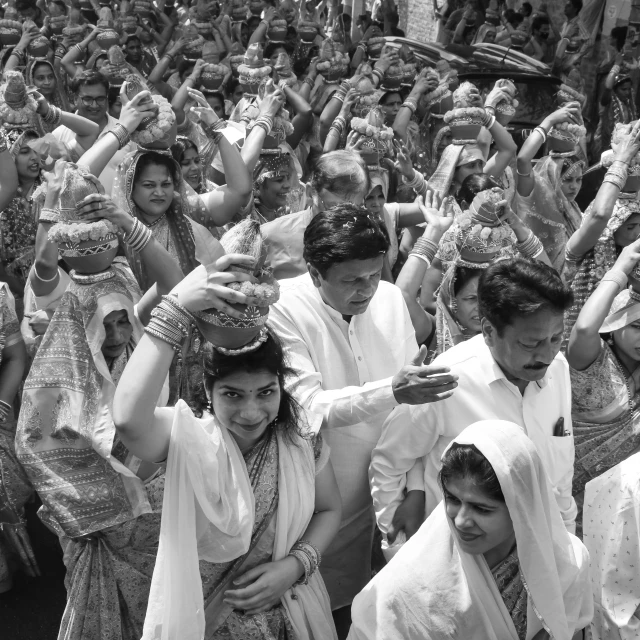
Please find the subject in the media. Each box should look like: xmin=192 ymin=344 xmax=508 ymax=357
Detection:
xmin=52 ymin=71 xmax=136 ymax=192
xmin=370 ymin=257 xmax=578 ymax=546
xmin=270 ymin=205 xmax=457 ymax=638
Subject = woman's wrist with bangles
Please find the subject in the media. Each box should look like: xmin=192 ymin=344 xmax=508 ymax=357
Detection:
xmin=202 ymin=119 xmax=226 ymax=143
xmin=123 ymin=218 xmax=152 ymax=252
xmin=145 ymin=295 xmax=195 ymax=352
xmin=516 ymin=230 xmax=544 ymax=258
xmin=601 ymin=268 xmax=628 ymax=292
xmin=252 ymin=115 xmax=273 ymax=136
xmin=109 ymin=123 xmax=132 ymax=149
xmin=42 ymin=104 xmax=62 ymax=126
xmin=288 ymin=539 xmax=321 ymax=586
xmin=604 ymin=162 xmax=629 ymax=190
xmin=409 ymin=236 xmax=439 ymax=265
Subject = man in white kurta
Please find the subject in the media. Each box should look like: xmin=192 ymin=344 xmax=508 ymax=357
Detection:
xmin=370 ymin=333 xmax=577 ymax=537
xmin=270 ymin=273 xmax=421 ymax=610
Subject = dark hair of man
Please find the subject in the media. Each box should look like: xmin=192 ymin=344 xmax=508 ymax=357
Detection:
xmin=71 ymin=70 xmax=109 ymax=94
xmin=303 ymin=204 xmax=390 ymax=277
xmin=569 ymin=0 xmax=583 ymax=13
xmin=521 ymin=2 xmax=533 ymax=16
xmin=611 ymin=26 xmax=628 ymax=51
xmin=309 ymin=150 xmax=370 ymax=201
xmin=531 ymin=16 xmax=550 ymax=33
xmin=477 ymin=257 xmax=574 ymax=335
xmin=439 ymin=443 xmax=504 ymax=503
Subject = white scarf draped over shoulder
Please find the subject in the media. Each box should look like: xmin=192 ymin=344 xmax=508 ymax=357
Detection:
xmin=348 ymin=420 xmax=593 ymax=640
xmin=142 ymin=400 xmax=336 ymax=640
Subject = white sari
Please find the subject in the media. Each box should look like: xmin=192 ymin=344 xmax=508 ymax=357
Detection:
xmin=348 ymin=420 xmax=593 ymax=640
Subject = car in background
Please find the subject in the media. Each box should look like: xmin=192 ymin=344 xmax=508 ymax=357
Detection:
xmin=383 ymin=37 xmax=562 ymax=149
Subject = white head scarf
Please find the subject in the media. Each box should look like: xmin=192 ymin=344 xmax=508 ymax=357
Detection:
xmin=348 ymin=420 xmax=593 ymax=640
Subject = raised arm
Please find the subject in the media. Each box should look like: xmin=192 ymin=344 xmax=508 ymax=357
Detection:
xmin=392 ymin=69 xmax=435 ymax=143
xmin=113 ymin=256 xmax=259 ymax=463
xmin=147 ymin=36 xmax=187 ymax=93
xmin=0 ymin=137 xmax=19 ymax=214
xmin=248 ymin=6 xmax=275 ymax=45
xmin=171 ymin=59 xmax=207 ymax=125
xmin=3 ymin=27 xmax=39 ymax=72
xmin=30 ymin=161 xmax=66 ymax=297
xmin=282 ymin=83 xmax=313 ymax=150
xmin=74 ymin=190 xmax=186 ymax=323
xmin=240 ymin=83 xmax=285 ymax=174
xmin=516 ymin=104 xmax=581 ymax=197
xmin=33 ymin=90 xmax=99 ymax=144
xmin=567 ymin=121 xmax=640 ymax=259
xmin=567 ymin=238 xmax=640 ymax=371
xmin=483 ymin=88 xmax=518 ymax=178
xmin=188 ymin=88 xmax=252 ymax=221
xmin=60 ymin=25 xmax=100 ymax=79
xmin=79 ymin=88 xmax=157 ymax=177
xmin=323 ymin=89 xmax=359 ymax=153
xmin=395 ymin=193 xmax=452 ymax=344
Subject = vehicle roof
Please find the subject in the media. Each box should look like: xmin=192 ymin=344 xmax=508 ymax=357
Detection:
xmin=383 ymin=37 xmax=561 ymax=83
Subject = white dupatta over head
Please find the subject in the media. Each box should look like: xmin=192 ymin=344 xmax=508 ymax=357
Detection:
xmin=349 ymin=420 xmax=593 ymax=640
xmin=142 ymin=400 xmax=336 ymax=640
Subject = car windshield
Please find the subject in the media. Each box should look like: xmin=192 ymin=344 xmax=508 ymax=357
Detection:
xmin=467 ymin=77 xmax=559 ymax=126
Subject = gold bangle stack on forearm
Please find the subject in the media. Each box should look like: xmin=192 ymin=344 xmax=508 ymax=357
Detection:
xmin=410 ymin=236 xmax=439 ymax=265
xmin=604 ymin=160 xmax=629 ymax=190
xmin=123 ymin=218 xmax=152 ymax=253
xmin=289 ymin=539 xmax=322 ymax=587
xmin=145 ymin=295 xmax=194 ymax=352
xmin=516 ymin=230 xmax=544 ymax=258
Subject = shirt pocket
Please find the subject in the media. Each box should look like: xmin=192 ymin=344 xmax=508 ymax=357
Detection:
xmin=544 ymin=434 xmax=575 ymax=484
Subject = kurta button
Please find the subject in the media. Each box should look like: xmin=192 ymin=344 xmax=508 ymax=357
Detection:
xmin=358 ymin=356 xmax=362 ymax=361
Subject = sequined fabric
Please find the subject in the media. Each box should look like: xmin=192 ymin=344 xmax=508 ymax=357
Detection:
xmin=491 ymin=548 xmax=528 ymax=640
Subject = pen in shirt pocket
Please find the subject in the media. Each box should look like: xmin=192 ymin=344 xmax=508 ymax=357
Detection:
xmin=552 ymin=417 xmax=570 ymax=437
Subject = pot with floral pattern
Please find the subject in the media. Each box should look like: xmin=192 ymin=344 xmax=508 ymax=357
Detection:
xmin=350 ymin=108 xmax=394 ymax=166
xmin=238 ymin=43 xmax=272 ymax=95
xmin=44 ymin=163 xmax=119 ymax=274
xmin=194 ymin=219 xmax=280 ymax=349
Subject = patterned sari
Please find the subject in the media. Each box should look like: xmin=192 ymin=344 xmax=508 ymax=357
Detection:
xmin=0 ymin=127 xmax=41 ymax=289
xmin=15 ymin=263 xmax=166 ymax=640
xmin=491 ymin=548 xmax=528 ymax=640
xmin=24 ymin=59 xmax=70 ymax=135
xmin=564 ymin=195 xmax=640 ymax=342
xmin=0 ymin=283 xmax=40 ymax=588
xmin=143 ymin=402 xmax=336 ymax=640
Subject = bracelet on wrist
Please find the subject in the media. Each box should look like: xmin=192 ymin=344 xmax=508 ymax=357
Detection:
xmin=601 ymin=268 xmax=628 ymax=293
xmin=145 ymin=295 xmax=194 ymax=352
xmin=123 ymin=218 xmax=153 ymax=252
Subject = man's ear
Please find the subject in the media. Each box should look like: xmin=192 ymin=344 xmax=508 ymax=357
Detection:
xmin=480 ymin=316 xmax=496 ymax=347
xmin=308 ymin=263 xmax=322 ymax=288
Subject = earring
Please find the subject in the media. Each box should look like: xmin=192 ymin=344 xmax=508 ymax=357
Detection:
xmin=206 ymin=400 xmax=213 ymax=413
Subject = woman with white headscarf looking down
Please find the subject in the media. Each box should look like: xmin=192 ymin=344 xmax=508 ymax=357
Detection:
xmin=348 ymin=420 xmax=593 ymax=640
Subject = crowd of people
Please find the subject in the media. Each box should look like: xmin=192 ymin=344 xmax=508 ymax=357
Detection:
xmin=0 ymin=0 xmax=639 ymax=639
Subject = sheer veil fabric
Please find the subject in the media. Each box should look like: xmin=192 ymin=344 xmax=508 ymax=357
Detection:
xmin=142 ymin=401 xmax=336 ymax=640
xmin=348 ymin=421 xmax=593 ymax=640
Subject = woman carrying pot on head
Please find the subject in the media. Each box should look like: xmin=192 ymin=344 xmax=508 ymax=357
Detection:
xmin=112 ymin=257 xmax=342 ymax=640
xmin=13 ymin=156 xmax=194 ymax=640
xmin=78 ymin=83 xmax=252 ymax=292
xmin=516 ymin=103 xmax=586 ymax=275
xmin=563 ymin=120 xmax=640 ymax=340
xmin=239 ymin=80 xmax=308 ymax=224
xmin=566 ymin=236 xmax=640 ymax=534
xmin=397 ymin=177 xmax=548 ymax=351
xmin=348 ymin=420 xmax=594 ymax=640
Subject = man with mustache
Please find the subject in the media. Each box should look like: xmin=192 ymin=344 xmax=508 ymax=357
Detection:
xmin=370 ymin=257 xmax=578 ymax=556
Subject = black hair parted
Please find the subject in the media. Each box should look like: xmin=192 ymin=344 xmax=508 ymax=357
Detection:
xmin=133 ymin=151 xmax=180 ymax=186
xmin=303 ymin=204 xmax=390 ymax=277
xmin=193 ymin=328 xmax=306 ymax=444
xmin=439 ymin=443 xmax=505 ymax=503
xmin=453 ymin=266 xmax=482 ymax=298
xmin=477 ymin=257 xmax=573 ymax=335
